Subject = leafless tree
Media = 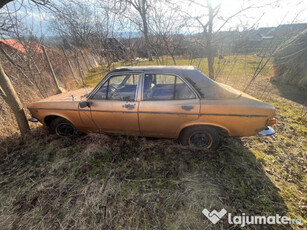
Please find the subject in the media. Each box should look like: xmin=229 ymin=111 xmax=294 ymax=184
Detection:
xmin=121 ymin=0 xmax=154 ymax=61
xmin=150 ymin=3 xmax=189 ymax=65
xmin=180 ymin=0 xmax=275 ymax=79
xmin=0 ymin=0 xmax=52 ymax=135
xmin=51 ymin=1 xmax=95 ymax=47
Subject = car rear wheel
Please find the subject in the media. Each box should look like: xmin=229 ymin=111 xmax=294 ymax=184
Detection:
xmin=179 ymin=126 xmax=221 ymax=150
xmin=49 ymin=117 xmax=78 ymax=136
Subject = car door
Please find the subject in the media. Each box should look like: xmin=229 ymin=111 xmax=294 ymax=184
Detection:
xmin=139 ymin=73 xmax=200 ymax=138
xmin=87 ymin=73 xmax=140 ymax=135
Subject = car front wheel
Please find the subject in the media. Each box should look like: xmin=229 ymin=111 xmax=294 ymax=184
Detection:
xmin=179 ymin=126 xmax=221 ymax=150
xmin=49 ymin=117 xmax=78 ymax=136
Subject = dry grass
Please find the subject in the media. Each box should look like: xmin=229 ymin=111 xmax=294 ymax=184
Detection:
xmin=0 ymin=131 xmax=296 ymax=229
xmin=0 ymin=55 xmax=306 ymax=229
xmin=0 ymin=48 xmax=92 ymax=137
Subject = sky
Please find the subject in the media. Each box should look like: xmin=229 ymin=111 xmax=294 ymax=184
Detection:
xmin=181 ymin=0 xmax=307 ymax=31
xmin=2 ymin=0 xmax=307 ymax=37
xmin=217 ymin=0 xmax=307 ymax=29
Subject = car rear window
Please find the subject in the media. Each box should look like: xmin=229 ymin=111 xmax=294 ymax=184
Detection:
xmin=183 ymin=69 xmax=241 ymax=99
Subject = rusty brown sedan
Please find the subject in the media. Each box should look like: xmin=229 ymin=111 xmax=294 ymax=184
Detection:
xmin=27 ymin=66 xmax=276 ymax=150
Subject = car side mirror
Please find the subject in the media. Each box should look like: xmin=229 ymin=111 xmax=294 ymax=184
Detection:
xmin=79 ymin=101 xmax=93 ymax=108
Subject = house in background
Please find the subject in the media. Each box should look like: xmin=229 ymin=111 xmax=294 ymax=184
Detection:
xmin=0 ymin=39 xmax=45 ymax=55
xmin=0 ymin=39 xmax=27 ymax=54
xmin=223 ymin=23 xmax=307 ymax=55
xmin=104 ymin=38 xmax=126 ymax=60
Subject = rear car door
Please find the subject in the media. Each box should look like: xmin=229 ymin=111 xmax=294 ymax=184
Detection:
xmin=87 ymin=73 xmax=140 ymax=135
xmin=139 ymin=73 xmax=200 ymax=137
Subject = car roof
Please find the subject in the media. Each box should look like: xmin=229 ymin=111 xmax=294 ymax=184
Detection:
xmin=109 ymin=65 xmax=197 ymax=74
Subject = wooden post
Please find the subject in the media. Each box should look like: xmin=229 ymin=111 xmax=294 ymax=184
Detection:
xmin=92 ymin=56 xmax=99 ymax=67
xmin=41 ymin=45 xmax=62 ymax=94
xmin=30 ymin=56 xmax=49 ymax=97
xmin=0 ymin=60 xmax=30 ymax=136
xmin=83 ymin=49 xmax=93 ymax=68
xmin=79 ymin=49 xmax=90 ymax=71
xmin=75 ymin=52 xmax=86 ymax=87
xmin=62 ymin=48 xmax=78 ymax=84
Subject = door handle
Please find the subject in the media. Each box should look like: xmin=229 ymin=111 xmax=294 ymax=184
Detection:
xmin=122 ymin=103 xmax=136 ymax=110
xmin=181 ymin=105 xmax=194 ymax=111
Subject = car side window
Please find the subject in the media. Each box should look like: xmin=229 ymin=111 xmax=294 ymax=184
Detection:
xmin=143 ymin=74 xmax=196 ymax=100
xmin=92 ymin=74 xmax=139 ymax=101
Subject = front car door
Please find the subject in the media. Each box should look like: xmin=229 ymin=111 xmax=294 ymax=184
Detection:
xmin=87 ymin=72 xmax=140 ymax=135
xmin=139 ymin=73 xmax=200 ymax=138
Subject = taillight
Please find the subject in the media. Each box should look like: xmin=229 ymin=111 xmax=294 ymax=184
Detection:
xmin=268 ymin=118 xmax=276 ymax=126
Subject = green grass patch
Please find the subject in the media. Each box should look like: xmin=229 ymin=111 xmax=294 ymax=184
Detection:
xmin=85 ymin=55 xmax=273 ymax=88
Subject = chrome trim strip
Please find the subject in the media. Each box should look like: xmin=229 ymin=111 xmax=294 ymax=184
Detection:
xmin=91 ymin=110 xmax=136 ymax=114
xmin=29 ymin=107 xmax=268 ymax=117
xmin=200 ymin=113 xmax=268 ymax=117
xmin=29 ymin=108 xmax=78 ymax=111
xmin=138 ymin=112 xmax=267 ymax=117
xmin=140 ymin=111 xmax=198 ymax=115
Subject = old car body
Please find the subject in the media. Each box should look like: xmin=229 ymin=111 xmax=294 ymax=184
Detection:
xmin=28 ymin=66 xmax=276 ymax=149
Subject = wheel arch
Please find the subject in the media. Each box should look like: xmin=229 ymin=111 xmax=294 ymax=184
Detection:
xmin=44 ymin=114 xmax=74 ymax=127
xmin=178 ymin=123 xmax=231 ymax=138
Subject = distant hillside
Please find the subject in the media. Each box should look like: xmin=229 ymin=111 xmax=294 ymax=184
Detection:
xmin=273 ymin=29 xmax=307 ymax=89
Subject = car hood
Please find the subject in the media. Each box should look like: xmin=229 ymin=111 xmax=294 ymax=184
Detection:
xmin=37 ymin=88 xmax=94 ymax=103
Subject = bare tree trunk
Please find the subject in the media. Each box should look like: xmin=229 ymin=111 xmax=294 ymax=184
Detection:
xmin=163 ymin=38 xmax=177 ymax=65
xmin=0 ymin=60 xmax=30 ymax=136
xmin=0 ymin=0 xmax=13 ymax=9
xmin=140 ymin=9 xmax=153 ymax=61
xmin=127 ymin=0 xmax=152 ymax=61
xmin=62 ymin=48 xmax=78 ymax=84
xmin=189 ymin=53 xmax=193 ymax=65
xmin=42 ymin=45 xmax=62 ymax=94
xmin=170 ymin=53 xmax=176 ymax=65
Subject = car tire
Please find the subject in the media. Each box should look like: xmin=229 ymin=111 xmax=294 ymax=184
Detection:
xmin=179 ymin=126 xmax=221 ymax=150
xmin=49 ymin=117 xmax=78 ymax=136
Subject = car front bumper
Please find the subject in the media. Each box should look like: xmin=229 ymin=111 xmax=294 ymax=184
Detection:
xmin=258 ymin=126 xmax=275 ymax=136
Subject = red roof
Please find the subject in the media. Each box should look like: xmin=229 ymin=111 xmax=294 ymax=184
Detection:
xmin=0 ymin=39 xmax=26 ymax=53
xmin=0 ymin=39 xmax=44 ymax=54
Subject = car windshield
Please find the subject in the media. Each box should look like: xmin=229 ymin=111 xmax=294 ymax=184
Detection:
xmin=184 ymin=69 xmax=241 ymax=99
xmin=87 ymin=72 xmax=110 ymax=99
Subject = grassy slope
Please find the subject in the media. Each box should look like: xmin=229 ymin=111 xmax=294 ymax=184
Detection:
xmin=0 ymin=56 xmax=306 ymax=229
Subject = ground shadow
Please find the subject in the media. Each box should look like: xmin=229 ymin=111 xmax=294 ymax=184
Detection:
xmin=0 ymin=128 xmax=291 ymax=229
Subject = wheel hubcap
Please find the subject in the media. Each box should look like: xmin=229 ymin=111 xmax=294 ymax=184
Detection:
xmin=56 ymin=123 xmax=75 ymax=136
xmin=189 ymin=132 xmax=213 ymax=148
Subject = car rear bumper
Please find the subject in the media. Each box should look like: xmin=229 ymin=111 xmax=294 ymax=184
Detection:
xmin=258 ymin=126 xmax=275 ymax=136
